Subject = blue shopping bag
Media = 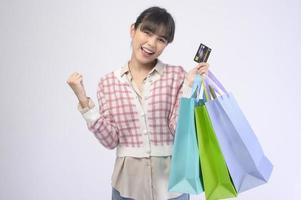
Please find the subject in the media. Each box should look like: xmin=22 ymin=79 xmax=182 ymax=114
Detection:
xmin=168 ymin=76 xmax=204 ymax=194
xmin=203 ymin=71 xmax=273 ymax=193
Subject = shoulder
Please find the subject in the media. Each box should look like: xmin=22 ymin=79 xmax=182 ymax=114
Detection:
xmin=97 ymin=66 xmax=125 ymax=87
xmin=163 ymin=63 xmax=186 ymax=80
xmin=165 ymin=65 xmax=185 ymax=74
xmin=97 ymin=71 xmax=115 ymax=87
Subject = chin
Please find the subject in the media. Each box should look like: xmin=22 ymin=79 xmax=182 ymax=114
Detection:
xmin=137 ymin=56 xmax=157 ymax=65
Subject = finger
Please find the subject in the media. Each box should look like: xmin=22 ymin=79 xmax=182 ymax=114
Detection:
xmin=80 ymin=79 xmax=85 ymax=86
xmin=67 ymin=73 xmax=82 ymax=84
xmin=68 ymin=73 xmax=78 ymax=81
xmin=74 ymin=73 xmax=82 ymax=78
xmin=197 ymin=62 xmax=207 ymax=66
xmin=198 ymin=69 xmax=208 ymax=75
xmin=197 ymin=63 xmax=209 ymax=69
xmin=68 ymin=73 xmax=75 ymax=79
xmin=197 ymin=65 xmax=208 ymax=71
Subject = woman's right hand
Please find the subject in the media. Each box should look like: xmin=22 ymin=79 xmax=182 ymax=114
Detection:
xmin=67 ymin=72 xmax=89 ymax=107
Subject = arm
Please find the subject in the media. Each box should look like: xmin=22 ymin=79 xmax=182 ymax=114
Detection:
xmin=87 ymin=81 xmax=119 ymax=149
xmin=67 ymin=73 xmax=119 ymax=149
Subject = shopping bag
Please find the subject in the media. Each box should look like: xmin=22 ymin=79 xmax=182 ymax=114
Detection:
xmin=204 ymin=71 xmax=273 ymax=192
xmin=168 ymin=76 xmax=204 ymax=194
xmin=195 ymin=95 xmax=237 ymax=200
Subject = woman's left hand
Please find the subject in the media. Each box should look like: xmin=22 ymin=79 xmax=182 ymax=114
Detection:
xmin=186 ymin=62 xmax=210 ymax=87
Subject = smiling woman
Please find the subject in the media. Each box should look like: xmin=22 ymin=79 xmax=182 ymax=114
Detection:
xmin=134 ymin=6 xmax=175 ymax=43
xmin=129 ymin=7 xmax=174 ymax=70
xmin=67 ymin=6 xmax=209 ymax=200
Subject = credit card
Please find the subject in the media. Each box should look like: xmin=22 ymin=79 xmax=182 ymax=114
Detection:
xmin=194 ymin=43 xmax=211 ymax=63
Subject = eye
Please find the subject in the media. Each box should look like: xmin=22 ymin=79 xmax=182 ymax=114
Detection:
xmin=143 ymin=30 xmax=152 ymax=36
xmin=159 ymin=37 xmax=168 ymax=44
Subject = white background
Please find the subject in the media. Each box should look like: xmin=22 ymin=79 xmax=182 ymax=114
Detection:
xmin=0 ymin=0 xmax=300 ymax=199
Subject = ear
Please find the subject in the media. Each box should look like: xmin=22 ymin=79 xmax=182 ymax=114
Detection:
xmin=130 ymin=24 xmax=136 ymax=39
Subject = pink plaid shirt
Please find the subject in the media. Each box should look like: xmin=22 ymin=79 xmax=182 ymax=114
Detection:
xmin=80 ymin=60 xmax=191 ymax=157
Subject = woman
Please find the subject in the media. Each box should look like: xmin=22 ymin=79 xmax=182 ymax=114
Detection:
xmin=67 ymin=6 xmax=209 ymax=200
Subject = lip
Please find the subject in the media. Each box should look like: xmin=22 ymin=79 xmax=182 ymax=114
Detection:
xmin=141 ymin=46 xmax=155 ymax=57
xmin=142 ymin=46 xmax=155 ymax=54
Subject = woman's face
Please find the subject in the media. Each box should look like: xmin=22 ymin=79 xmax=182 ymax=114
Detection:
xmin=130 ymin=24 xmax=168 ymax=65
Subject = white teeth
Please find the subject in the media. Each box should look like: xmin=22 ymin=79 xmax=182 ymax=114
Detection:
xmin=142 ymin=47 xmax=154 ymax=54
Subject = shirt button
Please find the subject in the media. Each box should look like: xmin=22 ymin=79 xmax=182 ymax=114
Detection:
xmin=143 ymin=130 xmax=148 ymax=135
xmin=145 ymin=160 xmax=150 ymax=166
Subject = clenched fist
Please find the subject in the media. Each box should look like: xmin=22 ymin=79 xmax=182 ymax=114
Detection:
xmin=67 ymin=72 xmax=89 ymax=107
xmin=186 ymin=62 xmax=210 ymax=87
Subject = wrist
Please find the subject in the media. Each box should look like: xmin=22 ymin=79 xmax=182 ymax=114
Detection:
xmin=185 ymin=77 xmax=193 ymax=87
xmin=79 ymin=97 xmax=89 ymax=108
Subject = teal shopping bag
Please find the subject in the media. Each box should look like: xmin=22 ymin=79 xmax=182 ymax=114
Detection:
xmin=168 ymin=76 xmax=204 ymax=194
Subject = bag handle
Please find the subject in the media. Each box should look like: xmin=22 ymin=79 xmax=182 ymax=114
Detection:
xmin=191 ymin=71 xmax=226 ymax=101
xmin=202 ymin=77 xmax=210 ymax=101
xmin=191 ymin=74 xmax=204 ymax=99
xmin=191 ymin=74 xmax=201 ymax=97
xmin=202 ymin=74 xmax=224 ymax=101
xmin=192 ymin=74 xmax=210 ymax=101
xmin=207 ymin=70 xmax=228 ymax=94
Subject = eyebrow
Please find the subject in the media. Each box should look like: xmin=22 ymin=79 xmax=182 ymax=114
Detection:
xmin=158 ymin=35 xmax=168 ymax=40
xmin=141 ymin=24 xmax=169 ymax=40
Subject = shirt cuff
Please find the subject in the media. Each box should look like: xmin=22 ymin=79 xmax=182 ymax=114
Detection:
xmin=181 ymin=78 xmax=193 ymax=98
xmin=77 ymin=98 xmax=95 ymax=114
xmin=77 ymin=98 xmax=100 ymax=124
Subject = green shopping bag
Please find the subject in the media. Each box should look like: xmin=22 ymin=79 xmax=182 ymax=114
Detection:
xmin=195 ymin=84 xmax=237 ymax=200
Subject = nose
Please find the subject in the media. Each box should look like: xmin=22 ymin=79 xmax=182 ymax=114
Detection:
xmin=147 ymin=36 xmax=157 ymax=47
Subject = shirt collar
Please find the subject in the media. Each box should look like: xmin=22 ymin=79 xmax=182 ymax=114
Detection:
xmin=120 ymin=59 xmax=165 ymax=78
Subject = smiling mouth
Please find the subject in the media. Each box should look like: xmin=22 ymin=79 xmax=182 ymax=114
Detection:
xmin=141 ymin=47 xmax=155 ymax=56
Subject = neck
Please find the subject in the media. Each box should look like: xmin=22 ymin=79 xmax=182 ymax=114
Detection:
xmin=129 ymin=57 xmax=157 ymax=73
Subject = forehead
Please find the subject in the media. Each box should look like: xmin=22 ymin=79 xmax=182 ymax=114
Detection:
xmin=139 ymin=21 xmax=168 ymax=38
